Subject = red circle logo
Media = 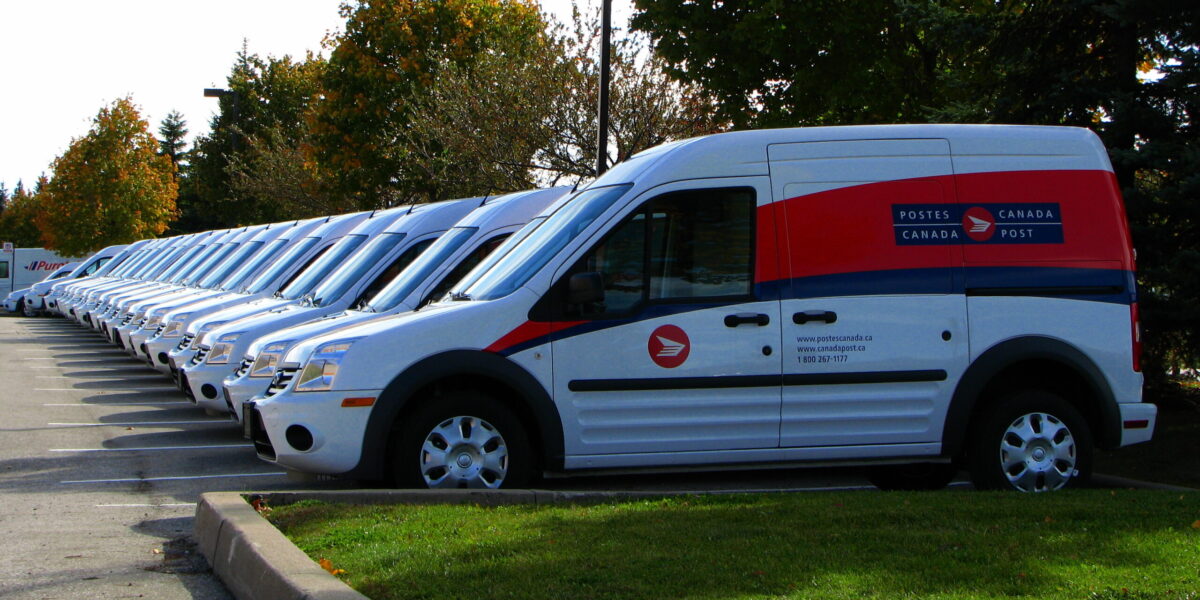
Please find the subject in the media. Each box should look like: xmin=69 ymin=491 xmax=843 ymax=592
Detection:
xmin=962 ymin=206 xmax=995 ymax=241
xmin=648 ymin=325 xmax=690 ymax=368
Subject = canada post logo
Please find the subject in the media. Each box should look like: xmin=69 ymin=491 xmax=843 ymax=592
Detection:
xmin=648 ymin=324 xmax=690 ymax=369
xmin=893 ymin=203 xmax=1063 ymax=245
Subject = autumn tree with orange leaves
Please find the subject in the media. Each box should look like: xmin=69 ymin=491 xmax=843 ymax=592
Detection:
xmin=39 ymin=98 xmax=178 ymax=255
xmin=311 ymin=0 xmax=547 ymax=208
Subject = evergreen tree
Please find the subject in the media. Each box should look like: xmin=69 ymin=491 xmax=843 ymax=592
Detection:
xmin=158 ymin=110 xmax=189 ymax=170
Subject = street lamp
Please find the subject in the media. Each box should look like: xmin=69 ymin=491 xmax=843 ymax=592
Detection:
xmin=596 ymin=0 xmax=612 ymax=177
xmin=203 ymin=87 xmax=241 ymax=150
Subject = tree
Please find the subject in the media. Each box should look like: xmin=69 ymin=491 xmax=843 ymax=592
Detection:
xmin=38 ymin=98 xmax=178 ymax=256
xmin=158 ymin=110 xmax=189 ymax=170
xmin=0 ymin=180 xmax=46 ymax=247
xmin=183 ymin=48 xmax=327 ymax=231
xmin=310 ymin=0 xmax=548 ymax=208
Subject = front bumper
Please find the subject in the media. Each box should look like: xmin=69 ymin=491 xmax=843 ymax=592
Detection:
xmin=224 ymin=373 xmax=272 ymax=423
xmin=249 ymin=388 xmax=382 ymax=475
xmin=181 ymin=361 xmax=239 ymax=413
xmin=145 ymin=336 xmax=182 ymax=374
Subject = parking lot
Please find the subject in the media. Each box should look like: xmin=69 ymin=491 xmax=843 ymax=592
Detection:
xmin=0 ymin=315 xmax=308 ymax=599
xmin=0 ymin=313 xmax=894 ymax=599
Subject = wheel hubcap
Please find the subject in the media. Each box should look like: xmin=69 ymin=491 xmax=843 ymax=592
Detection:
xmin=999 ymin=412 xmax=1077 ymax=492
xmin=419 ymin=415 xmax=508 ymax=489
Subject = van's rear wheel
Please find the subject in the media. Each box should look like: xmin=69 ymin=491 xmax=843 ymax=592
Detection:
xmin=393 ymin=390 xmax=533 ymax=489
xmin=968 ymin=390 xmax=1092 ymax=492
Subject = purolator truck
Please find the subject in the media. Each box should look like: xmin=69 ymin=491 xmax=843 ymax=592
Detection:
xmin=247 ymin=125 xmax=1155 ymax=493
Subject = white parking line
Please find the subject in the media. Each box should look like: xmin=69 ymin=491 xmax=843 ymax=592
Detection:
xmin=50 ymin=444 xmax=251 ymax=452
xmin=35 ymin=386 xmax=180 ymax=392
xmin=62 ymin=472 xmax=287 ymax=484
xmin=96 ymin=503 xmax=197 ymax=508
xmin=48 ymin=420 xmax=229 ymax=427
xmin=21 ymin=357 xmax=56 ymax=361
xmin=42 ymin=401 xmax=189 ymax=406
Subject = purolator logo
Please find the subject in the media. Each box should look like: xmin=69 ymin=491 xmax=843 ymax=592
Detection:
xmin=648 ymin=324 xmax=690 ymax=369
xmin=24 ymin=260 xmax=69 ymax=272
xmin=962 ymin=206 xmax=995 ymax=242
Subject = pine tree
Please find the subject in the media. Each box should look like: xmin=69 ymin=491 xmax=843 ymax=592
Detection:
xmin=158 ymin=110 xmax=189 ymax=169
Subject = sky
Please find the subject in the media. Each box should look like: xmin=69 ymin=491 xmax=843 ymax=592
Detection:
xmin=0 ymin=0 xmax=634 ymax=191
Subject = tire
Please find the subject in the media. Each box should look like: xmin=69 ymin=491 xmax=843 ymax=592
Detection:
xmin=968 ymin=390 xmax=1092 ymax=492
xmin=392 ymin=389 xmax=534 ymax=490
xmin=867 ymin=462 xmax=958 ymax=491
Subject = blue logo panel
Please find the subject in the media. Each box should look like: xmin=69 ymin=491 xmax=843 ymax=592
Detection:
xmin=894 ymin=203 xmax=1063 ymax=245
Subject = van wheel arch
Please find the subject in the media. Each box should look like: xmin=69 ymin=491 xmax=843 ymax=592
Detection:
xmin=942 ymin=336 xmax=1121 ymax=460
xmin=348 ymin=350 xmax=564 ymax=481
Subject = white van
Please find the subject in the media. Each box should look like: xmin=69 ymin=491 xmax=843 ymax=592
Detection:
xmin=4 ymin=262 xmax=77 ymax=313
xmin=223 ymin=187 xmax=568 ymax=420
xmin=248 ymin=125 xmax=1152 ymax=492
xmin=47 ymin=239 xmax=153 ymax=317
xmin=22 ymin=244 xmax=128 ymax=316
xmin=139 ymin=213 xmax=372 ymax=374
xmin=178 ymin=198 xmax=483 ymax=413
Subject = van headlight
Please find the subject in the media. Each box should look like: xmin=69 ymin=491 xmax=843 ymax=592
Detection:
xmin=207 ymin=332 xmax=243 ymax=365
xmin=294 ymin=339 xmax=359 ymax=393
xmin=193 ymin=321 xmax=228 ymax=348
xmin=250 ymin=341 xmax=292 ymax=378
xmin=162 ymin=314 xmax=191 ymax=337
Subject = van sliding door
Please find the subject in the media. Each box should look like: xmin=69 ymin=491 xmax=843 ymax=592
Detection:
xmin=768 ymin=139 xmax=968 ymax=456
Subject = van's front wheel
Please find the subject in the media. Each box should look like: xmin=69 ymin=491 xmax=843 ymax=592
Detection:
xmin=968 ymin=390 xmax=1092 ymax=492
xmin=393 ymin=390 xmax=533 ymax=489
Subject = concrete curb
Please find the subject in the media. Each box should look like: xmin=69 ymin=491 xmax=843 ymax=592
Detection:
xmin=196 ymin=492 xmax=370 ymax=600
xmin=1091 ymin=473 xmax=1198 ymax=492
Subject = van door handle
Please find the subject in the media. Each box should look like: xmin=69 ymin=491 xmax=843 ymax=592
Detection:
xmin=793 ymin=311 xmax=837 ymax=324
xmin=724 ymin=313 xmax=770 ymax=327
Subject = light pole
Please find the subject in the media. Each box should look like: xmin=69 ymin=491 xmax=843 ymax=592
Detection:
xmin=203 ymin=87 xmax=241 ymax=151
xmin=596 ymin=0 xmax=612 ymax=177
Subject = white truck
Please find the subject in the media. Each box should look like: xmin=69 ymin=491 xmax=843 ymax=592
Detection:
xmin=0 ymin=247 xmax=81 ymax=296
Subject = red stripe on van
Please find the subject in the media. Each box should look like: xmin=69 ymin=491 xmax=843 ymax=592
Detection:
xmin=486 ymin=320 xmax=585 ymax=354
xmin=771 ymin=170 xmax=1134 ymax=284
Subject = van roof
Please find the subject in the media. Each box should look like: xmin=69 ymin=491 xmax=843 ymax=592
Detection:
xmin=595 ymin=124 xmax=1111 ymax=191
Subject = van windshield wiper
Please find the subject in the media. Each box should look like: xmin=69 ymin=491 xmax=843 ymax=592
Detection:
xmin=449 ymin=291 xmax=471 ymax=302
xmin=299 ymin=293 xmax=315 ymax=307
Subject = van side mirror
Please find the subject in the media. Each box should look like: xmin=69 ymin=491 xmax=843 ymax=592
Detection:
xmin=567 ymin=272 xmax=604 ymax=306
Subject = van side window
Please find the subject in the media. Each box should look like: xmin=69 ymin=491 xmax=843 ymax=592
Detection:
xmin=0 ymin=261 xmax=8 ymax=279
xmin=557 ymin=187 xmax=755 ymax=319
xmin=353 ymin=238 xmax=435 ymax=307
xmin=421 ymin=233 xmax=511 ymax=307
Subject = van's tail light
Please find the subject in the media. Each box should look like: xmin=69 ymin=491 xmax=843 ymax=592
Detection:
xmin=1130 ymin=302 xmax=1142 ymax=372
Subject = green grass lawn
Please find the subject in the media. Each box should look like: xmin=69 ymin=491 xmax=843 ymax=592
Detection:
xmin=269 ymin=491 xmax=1200 ymax=600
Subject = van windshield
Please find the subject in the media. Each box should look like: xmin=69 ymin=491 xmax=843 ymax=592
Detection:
xmin=199 ymin=241 xmax=264 ymax=288
xmin=220 ymin=238 xmax=289 ymax=291
xmin=309 ymin=232 xmax=406 ymax=307
xmin=161 ymin=243 xmax=220 ymax=283
xmin=244 ymin=236 xmax=320 ymax=294
xmin=463 ymin=185 xmax=630 ymax=301
xmin=279 ymin=234 xmax=368 ymax=301
xmin=366 ymin=227 xmax=476 ymax=312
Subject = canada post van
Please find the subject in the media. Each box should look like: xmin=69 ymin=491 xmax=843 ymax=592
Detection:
xmin=223 ymin=187 xmax=569 ymax=421
xmin=179 ymin=198 xmax=483 ymax=413
xmin=246 ymin=125 xmax=1154 ymax=493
